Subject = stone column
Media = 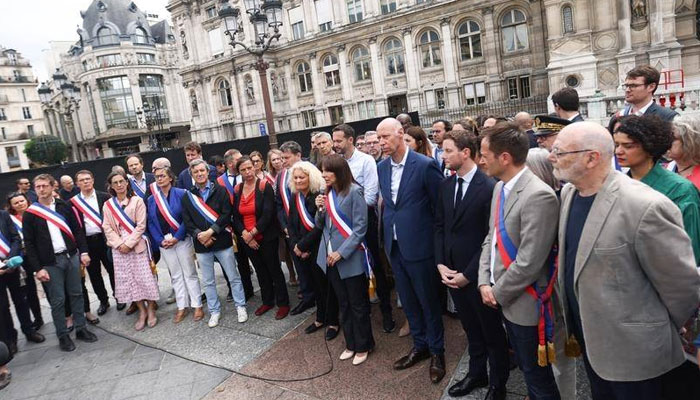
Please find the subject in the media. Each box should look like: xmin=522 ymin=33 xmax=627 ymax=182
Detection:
xmin=440 ymin=17 xmax=460 ymax=108
xmin=302 ymin=0 xmax=318 ymax=35
xmin=481 ymin=6 xmax=503 ymax=101
xmin=617 ymin=0 xmax=632 ymax=52
xmin=309 ymin=52 xmax=323 ymax=106
xmin=337 ymin=44 xmax=353 ymax=100
xmin=369 ymin=37 xmax=386 ymax=114
xmin=402 ymin=26 xmax=421 ymax=111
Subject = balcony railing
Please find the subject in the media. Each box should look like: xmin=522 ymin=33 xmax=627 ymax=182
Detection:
xmin=580 ymin=87 xmax=700 ymax=121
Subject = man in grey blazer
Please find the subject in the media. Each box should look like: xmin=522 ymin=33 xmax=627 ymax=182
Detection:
xmin=549 ymin=121 xmax=700 ymax=400
xmin=478 ymin=122 xmax=561 ymax=400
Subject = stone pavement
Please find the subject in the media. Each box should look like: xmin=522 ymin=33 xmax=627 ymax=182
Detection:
xmin=3 ymin=262 xmax=593 ymax=399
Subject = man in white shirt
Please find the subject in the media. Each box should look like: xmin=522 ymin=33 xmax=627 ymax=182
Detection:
xmin=332 ymin=123 xmax=395 ymax=333
xmin=614 ymin=65 xmax=678 ymax=121
xmin=126 ymin=154 xmax=155 ymax=199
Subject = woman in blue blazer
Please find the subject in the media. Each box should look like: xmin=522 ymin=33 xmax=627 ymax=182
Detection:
xmin=315 ymin=155 xmax=374 ymax=366
xmin=147 ymin=167 xmax=203 ymax=323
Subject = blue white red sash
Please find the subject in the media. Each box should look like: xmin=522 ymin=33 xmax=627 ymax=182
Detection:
xmin=10 ymin=215 xmax=22 ymax=237
xmin=150 ymin=183 xmax=180 ymax=231
xmin=26 ymin=202 xmax=75 ymax=243
xmin=264 ymin=173 xmax=275 ymax=188
xmin=279 ymin=169 xmax=291 ymax=216
xmin=105 ymin=197 xmax=154 ymax=260
xmin=185 ymin=191 xmax=232 ymax=233
xmin=494 ymin=186 xmax=557 ymax=366
xmin=325 ymin=189 xmax=373 ymax=276
xmin=295 ymin=193 xmax=315 ymax=232
xmin=0 ymin=230 xmax=10 ymax=259
xmin=70 ymin=194 xmax=103 ymax=228
xmin=130 ymin=178 xmax=146 ymax=198
xmin=217 ymin=175 xmax=235 ymax=204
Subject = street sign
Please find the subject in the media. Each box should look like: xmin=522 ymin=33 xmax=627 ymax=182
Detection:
xmin=259 ymin=123 xmax=267 ymax=136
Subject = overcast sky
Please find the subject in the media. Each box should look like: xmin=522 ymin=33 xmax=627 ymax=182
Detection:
xmin=0 ymin=0 xmax=170 ymax=81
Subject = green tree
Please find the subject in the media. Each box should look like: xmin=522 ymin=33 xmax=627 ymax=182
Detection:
xmin=24 ymin=135 xmax=68 ymax=166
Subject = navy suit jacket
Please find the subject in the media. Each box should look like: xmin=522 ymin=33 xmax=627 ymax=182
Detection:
xmin=571 ymin=114 xmax=584 ymax=122
xmin=0 ymin=210 xmax=22 ymax=259
xmin=434 ymin=169 xmax=495 ymax=282
xmin=644 ymin=101 xmax=678 ymax=121
xmin=146 ymin=187 xmax=188 ymax=246
xmin=176 ymin=165 xmax=217 ymax=190
xmin=378 ymin=149 xmax=443 ymax=262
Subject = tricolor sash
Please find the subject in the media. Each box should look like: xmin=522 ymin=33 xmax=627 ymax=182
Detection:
xmin=265 ymin=173 xmax=275 ymax=188
xmin=130 ymin=178 xmax=147 ymax=198
xmin=150 ymin=183 xmax=180 ymax=231
xmin=494 ymin=186 xmax=558 ymax=367
xmin=0 ymin=230 xmax=11 ymax=259
xmin=325 ymin=189 xmax=373 ymax=276
xmin=185 ymin=191 xmax=232 ymax=233
xmin=70 ymin=194 xmax=103 ymax=228
xmin=665 ymin=160 xmax=678 ymax=172
xmin=295 ymin=192 xmax=315 ymax=232
xmin=10 ymin=215 xmax=22 ymax=237
xmin=217 ymin=175 xmax=235 ymax=204
xmin=105 ymin=197 xmax=154 ymax=261
xmin=26 ymin=203 xmax=75 ymax=243
xmin=279 ymin=169 xmax=291 ymax=216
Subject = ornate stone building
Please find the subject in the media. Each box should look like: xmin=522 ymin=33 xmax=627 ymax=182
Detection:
xmin=52 ymin=0 xmax=191 ymax=158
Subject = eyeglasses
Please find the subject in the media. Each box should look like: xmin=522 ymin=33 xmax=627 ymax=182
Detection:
xmin=550 ymin=148 xmax=593 ymax=158
xmin=621 ymin=83 xmax=647 ymax=90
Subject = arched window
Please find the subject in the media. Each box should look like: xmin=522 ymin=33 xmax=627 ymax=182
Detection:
xmin=458 ymin=21 xmax=482 ymax=60
xmin=133 ymin=27 xmax=149 ymax=44
xmin=353 ymin=47 xmax=372 ymax=81
xmin=501 ymin=9 xmax=528 ymax=53
xmin=562 ymin=5 xmax=574 ymax=34
xmin=419 ymin=30 xmax=441 ymax=68
xmin=384 ymin=38 xmax=405 ymax=75
xmin=97 ymin=27 xmax=118 ymax=46
xmin=218 ymin=79 xmax=232 ymax=107
xmin=323 ymin=54 xmax=340 ymax=87
xmin=297 ymin=62 xmax=313 ymax=93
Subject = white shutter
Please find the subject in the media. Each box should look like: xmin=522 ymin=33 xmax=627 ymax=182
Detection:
xmin=289 ymin=6 xmax=303 ymax=24
xmin=425 ymin=90 xmax=436 ymax=109
xmin=464 ymin=84 xmax=475 ymax=99
xmin=315 ymin=0 xmax=332 ymax=25
xmin=475 ymin=82 xmax=486 ymax=97
xmin=208 ymin=27 xmax=223 ymax=55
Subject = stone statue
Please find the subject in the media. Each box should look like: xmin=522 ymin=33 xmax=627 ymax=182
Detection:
xmin=270 ymin=72 xmax=280 ymax=100
xmin=190 ymin=90 xmax=198 ymax=114
xmin=245 ymin=76 xmax=255 ymax=102
xmin=630 ymin=0 xmax=648 ymax=30
xmin=180 ymin=30 xmax=189 ymax=59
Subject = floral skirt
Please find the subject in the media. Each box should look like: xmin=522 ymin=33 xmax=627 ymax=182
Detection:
xmin=113 ymin=250 xmax=159 ymax=303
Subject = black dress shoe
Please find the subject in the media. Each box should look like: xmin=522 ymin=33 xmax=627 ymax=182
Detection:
xmin=448 ymin=376 xmax=488 ymax=397
xmin=59 ymin=336 xmax=76 ymax=352
xmin=325 ymin=327 xmax=339 ymax=341
xmin=9 ymin=341 xmax=18 ymax=355
xmin=429 ymin=353 xmax=446 ymax=383
xmin=76 ymin=328 xmax=98 ymax=343
xmin=290 ymin=301 xmax=314 ymax=316
xmin=382 ymin=314 xmax=396 ymax=333
xmin=484 ymin=385 xmax=507 ymax=400
xmin=25 ymin=331 xmax=46 ymax=344
xmin=304 ymin=322 xmax=324 ymax=334
xmin=116 ymin=302 xmax=126 ymax=311
xmin=393 ymin=348 xmax=430 ymax=370
xmin=87 ymin=316 xmax=100 ymax=325
xmin=97 ymin=302 xmax=109 ymax=316
xmin=31 ymin=319 xmax=44 ymax=331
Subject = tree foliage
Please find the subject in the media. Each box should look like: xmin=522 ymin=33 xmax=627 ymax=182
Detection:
xmin=24 ymin=135 xmax=68 ymax=166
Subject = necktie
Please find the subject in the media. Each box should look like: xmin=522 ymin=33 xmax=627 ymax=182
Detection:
xmin=454 ymin=178 xmax=464 ymax=212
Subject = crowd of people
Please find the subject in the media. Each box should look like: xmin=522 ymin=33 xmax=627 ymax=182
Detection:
xmin=1 ymin=64 xmax=700 ymax=400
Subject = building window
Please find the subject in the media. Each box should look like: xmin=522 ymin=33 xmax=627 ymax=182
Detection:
xmin=464 ymin=82 xmax=486 ymax=105
xmin=329 ymin=106 xmax=344 ymax=125
xmin=1 ymin=127 xmax=5 ymax=139
xmin=97 ymin=76 xmax=138 ymax=129
xmin=562 ymin=5 xmax=574 ymax=34
xmin=97 ymin=53 xmax=123 ymax=67
xmin=218 ymin=79 xmax=232 ymax=107
xmin=206 ymin=6 xmax=217 ymax=19
xmin=458 ymin=20 xmax=482 ymax=60
xmin=85 ymin=84 xmax=100 ymax=135
xmin=7 ymin=52 xmax=16 ymax=65
xmin=297 ymin=62 xmax=313 ymax=93
xmin=301 ymin=110 xmax=317 ymax=128
xmin=139 ymin=74 xmax=170 ymax=124
xmin=22 ymin=107 xmax=31 ymax=119
xmin=319 ymin=22 xmax=332 ymax=32
xmin=21 ymin=88 xmax=26 ymax=102
xmin=380 ymin=0 xmax=397 ymax=14
xmin=96 ymin=26 xmax=118 ymax=46
xmin=501 ymin=9 xmax=528 ymax=53
xmin=292 ymin=21 xmax=305 ymax=40
xmin=82 ymin=60 xmax=88 ymax=71
xmin=352 ymin=46 xmax=372 ymax=81
xmin=208 ymin=27 xmax=224 ymax=56
xmin=436 ymin=89 xmax=445 ymax=109
xmin=357 ymin=100 xmax=375 ymax=119
xmin=6 ymin=147 xmax=20 ymax=168
xmin=27 ymin=125 xmax=34 ymax=137
xmin=0 ymin=109 xmax=6 ymax=120
xmin=315 ymin=0 xmax=333 ymax=32
xmin=136 ymin=53 xmax=156 ymax=65
xmin=384 ymin=38 xmax=405 ymax=75
xmin=507 ymin=76 xmax=531 ymax=99
xmin=347 ymin=0 xmax=363 ymax=24
xmin=419 ymin=30 xmax=442 ymax=68
xmin=133 ymin=27 xmax=149 ymax=44
xmin=322 ymin=54 xmax=341 ymax=87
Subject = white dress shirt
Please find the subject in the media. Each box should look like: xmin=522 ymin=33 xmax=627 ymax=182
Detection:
xmin=390 ymin=148 xmax=410 ymax=239
xmin=47 ymin=199 xmax=68 ymax=254
xmin=567 ymin=113 xmax=581 ymax=121
xmin=345 ymin=148 xmax=379 ymax=207
xmin=80 ymin=190 xmax=102 ymax=236
xmin=454 ymin=165 xmax=477 ymax=205
xmin=489 ymin=167 xmax=528 ymax=285
xmin=624 ymin=99 xmax=654 ymax=116
xmin=129 ymin=173 xmax=147 ymax=193
xmin=226 ymin=172 xmax=242 ymax=187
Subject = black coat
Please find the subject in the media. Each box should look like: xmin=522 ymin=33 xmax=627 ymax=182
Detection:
xmin=287 ymin=191 xmax=323 ymax=254
xmin=644 ymin=101 xmax=679 ymax=121
xmin=434 ymin=169 xmax=495 ymax=283
xmin=231 ymin=179 xmax=278 ymax=243
xmin=182 ymin=184 xmax=233 ymax=253
xmin=0 ymin=210 xmax=22 ymax=259
xmin=23 ymin=198 xmax=88 ymax=273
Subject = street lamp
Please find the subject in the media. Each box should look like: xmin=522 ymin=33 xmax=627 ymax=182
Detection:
xmin=38 ymin=73 xmax=83 ymax=162
xmin=219 ymin=0 xmax=283 ymax=148
xmin=136 ymin=99 xmax=166 ymax=151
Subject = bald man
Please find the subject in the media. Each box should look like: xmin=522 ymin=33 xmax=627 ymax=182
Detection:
xmin=151 ymin=157 xmax=171 ymax=172
xmin=396 ymin=113 xmax=413 ymax=131
xmin=376 ymin=118 xmax=447 ymax=383
xmin=550 ymin=122 xmax=700 ymax=400
xmin=58 ymin=175 xmax=79 ymax=201
xmin=514 ymin=112 xmax=537 ymax=149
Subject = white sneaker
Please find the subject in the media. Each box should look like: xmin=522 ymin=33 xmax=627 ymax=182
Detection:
xmin=208 ymin=313 xmax=221 ymax=328
xmin=236 ymin=306 xmax=248 ymax=323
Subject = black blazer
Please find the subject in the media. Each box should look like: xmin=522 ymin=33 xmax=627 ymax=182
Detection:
xmin=231 ymin=179 xmax=278 ymax=243
xmin=645 ymin=101 xmax=678 ymax=121
xmin=0 ymin=210 xmax=22 ymax=259
xmin=23 ymin=198 xmax=89 ymax=273
xmin=571 ymin=114 xmax=584 ymax=122
xmin=434 ymin=168 xmax=495 ymax=282
xmin=287 ymin=191 xmax=323 ymax=254
xmin=69 ymin=190 xmax=110 ymax=233
xmin=182 ymin=184 xmax=233 ymax=253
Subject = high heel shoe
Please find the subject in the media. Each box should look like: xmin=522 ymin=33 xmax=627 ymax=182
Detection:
xmin=352 ymin=352 xmax=369 ymax=365
xmin=339 ymin=349 xmax=355 ymax=361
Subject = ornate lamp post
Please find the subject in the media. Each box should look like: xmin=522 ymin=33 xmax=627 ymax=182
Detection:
xmin=136 ymin=100 xmax=166 ymax=151
xmin=38 ymin=71 xmax=83 ymax=162
xmin=219 ymin=0 xmax=283 ymax=148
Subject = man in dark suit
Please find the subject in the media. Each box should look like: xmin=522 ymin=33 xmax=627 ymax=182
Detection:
xmin=15 ymin=178 xmax=37 ymax=203
xmin=435 ymin=131 xmax=508 ymax=399
xmin=23 ymin=174 xmax=98 ymax=352
xmin=552 ymin=87 xmax=584 ymax=123
xmin=58 ymin=176 xmax=80 ymax=201
xmin=126 ymin=154 xmax=156 ymax=199
xmin=176 ymin=141 xmax=218 ymax=190
xmin=613 ymin=64 xmax=678 ymax=122
xmin=71 ymin=170 xmax=115 ymax=316
xmin=377 ymin=118 xmax=447 ymax=383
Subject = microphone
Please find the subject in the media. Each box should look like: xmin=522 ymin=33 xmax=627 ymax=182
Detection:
xmin=0 ymin=255 xmax=23 ymax=270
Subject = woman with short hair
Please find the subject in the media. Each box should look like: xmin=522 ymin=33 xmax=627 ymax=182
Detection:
xmin=668 ymin=115 xmax=700 ymax=189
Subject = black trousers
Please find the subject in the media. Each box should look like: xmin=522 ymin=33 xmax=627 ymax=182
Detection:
xmin=365 ymin=207 xmax=392 ymax=317
xmin=305 ymin=254 xmax=338 ymax=325
xmin=22 ymin=268 xmax=42 ymax=323
xmin=582 ymin=349 xmax=664 ymax=400
xmin=327 ymin=266 xmax=374 ymax=353
xmin=234 ymin=237 xmax=255 ymax=299
xmin=451 ymin=283 xmax=509 ymax=388
xmin=85 ymin=234 xmax=115 ymax=304
xmin=246 ymin=237 xmax=289 ymax=307
xmin=0 ymin=270 xmax=34 ymax=341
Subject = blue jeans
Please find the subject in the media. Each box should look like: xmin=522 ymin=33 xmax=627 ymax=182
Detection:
xmin=196 ymin=247 xmax=245 ymax=313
